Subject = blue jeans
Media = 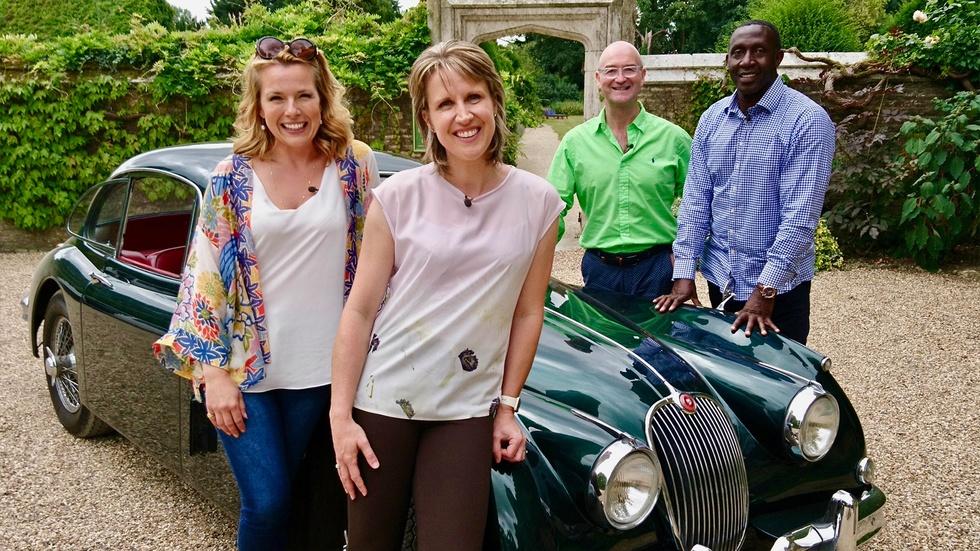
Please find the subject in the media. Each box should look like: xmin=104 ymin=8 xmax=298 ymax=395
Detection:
xmin=582 ymin=248 xmax=674 ymax=300
xmin=217 ymin=385 xmax=331 ymax=551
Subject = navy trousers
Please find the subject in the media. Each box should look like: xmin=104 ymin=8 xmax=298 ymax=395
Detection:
xmin=581 ymin=249 xmax=674 ymax=300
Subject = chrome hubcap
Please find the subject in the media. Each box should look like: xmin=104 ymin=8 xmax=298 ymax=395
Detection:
xmin=45 ymin=318 xmax=81 ymax=414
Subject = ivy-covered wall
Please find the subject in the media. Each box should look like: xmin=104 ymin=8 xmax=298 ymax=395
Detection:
xmin=0 ymin=2 xmax=430 ymax=240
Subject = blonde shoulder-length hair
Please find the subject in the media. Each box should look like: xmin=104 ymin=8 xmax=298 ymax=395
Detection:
xmin=233 ymin=49 xmax=353 ymax=161
xmin=408 ymin=40 xmax=509 ymax=172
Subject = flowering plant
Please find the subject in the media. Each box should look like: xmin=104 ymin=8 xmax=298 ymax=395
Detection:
xmin=867 ymin=0 xmax=978 ymax=82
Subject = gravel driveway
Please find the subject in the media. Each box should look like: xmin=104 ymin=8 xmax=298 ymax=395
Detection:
xmin=2 ymin=249 xmax=978 ymax=549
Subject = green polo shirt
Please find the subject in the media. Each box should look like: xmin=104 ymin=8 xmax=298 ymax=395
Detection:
xmin=547 ymin=105 xmax=691 ymax=254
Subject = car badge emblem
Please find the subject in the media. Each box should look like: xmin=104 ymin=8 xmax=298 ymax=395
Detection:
xmin=679 ymin=393 xmax=697 ymax=414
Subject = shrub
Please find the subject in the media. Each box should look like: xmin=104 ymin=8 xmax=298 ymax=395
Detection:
xmin=537 ymin=74 xmax=581 ymax=105
xmin=867 ymin=0 xmax=980 ymax=80
xmin=0 ymin=3 xmax=431 ymax=231
xmin=880 ymin=0 xmax=930 ymax=34
xmin=895 ymin=92 xmax=979 ymax=269
xmin=848 ymin=0 xmax=889 ymax=43
xmin=815 ymin=218 xmax=845 ymax=270
xmin=748 ymin=0 xmax=862 ymax=51
xmin=552 ymin=100 xmax=584 ymax=116
xmin=0 ymin=0 xmax=185 ymax=36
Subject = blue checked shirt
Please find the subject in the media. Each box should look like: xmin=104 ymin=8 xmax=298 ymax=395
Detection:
xmin=672 ymin=78 xmax=836 ymax=300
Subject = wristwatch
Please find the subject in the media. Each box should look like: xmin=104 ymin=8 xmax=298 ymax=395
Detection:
xmin=499 ymin=394 xmax=521 ymax=412
xmin=756 ymin=284 xmax=777 ymax=299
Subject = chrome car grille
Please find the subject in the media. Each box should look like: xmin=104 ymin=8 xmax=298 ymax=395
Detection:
xmin=646 ymin=394 xmax=749 ymax=551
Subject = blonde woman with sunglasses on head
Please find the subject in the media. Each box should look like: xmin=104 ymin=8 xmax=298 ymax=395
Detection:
xmin=154 ymin=37 xmax=378 ymax=550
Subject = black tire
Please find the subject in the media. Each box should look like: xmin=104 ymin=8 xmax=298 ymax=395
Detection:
xmin=41 ymin=291 xmax=111 ymax=438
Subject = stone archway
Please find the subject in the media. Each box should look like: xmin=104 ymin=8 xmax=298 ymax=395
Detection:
xmin=428 ymin=0 xmax=637 ymax=120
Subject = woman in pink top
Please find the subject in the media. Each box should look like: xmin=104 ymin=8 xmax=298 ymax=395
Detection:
xmin=330 ymin=41 xmax=563 ymax=550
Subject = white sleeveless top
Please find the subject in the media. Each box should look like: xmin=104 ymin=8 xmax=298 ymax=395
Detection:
xmin=353 ymin=163 xmax=564 ymax=420
xmin=246 ymin=164 xmax=346 ymax=392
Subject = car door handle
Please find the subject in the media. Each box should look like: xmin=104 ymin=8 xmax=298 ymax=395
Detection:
xmin=88 ymin=271 xmax=114 ymax=289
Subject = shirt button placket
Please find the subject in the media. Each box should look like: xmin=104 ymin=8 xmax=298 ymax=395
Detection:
xmin=618 ymin=161 xmax=630 ymax=237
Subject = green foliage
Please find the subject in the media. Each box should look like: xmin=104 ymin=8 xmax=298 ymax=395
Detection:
xmin=0 ymin=0 xmax=185 ymax=36
xmin=748 ymin=0 xmax=862 ymax=51
xmin=827 ymin=92 xmax=979 ymax=269
xmin=637 ymin=0 xmax=749 ymax=54
xmin=686 ymin=74 xmax=732 ymax=133
xmin=0 ymin=2 xmax=431 ymax=230
xmin=825 ymin=108 xmax=909 ymax=255
xmin=881 ymin=0 xmax=930 ymax=33
xmin=867 ymin=0 xmax=980 ymax=80
xmin=209 ymin=0 xmax=400 ymax=26
xmin=848 ymin=0 xmax=889 ymax=43
xmin=518 ymin=35 xmax=584 ymax=98
xmin=552 ymin=100 xmax=584 ymax=117
xmin=814 ymin=218 xmax=845 ymax=270
xmin=480 ymin=42 xmax=545 ymax=164
xmin=895 ymin=92 xmax=979 ymax=269
xmin=537 ymin=74 xmax=582 ymax=105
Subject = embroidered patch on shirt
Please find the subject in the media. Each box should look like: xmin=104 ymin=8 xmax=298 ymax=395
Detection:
xmin=458 ymin=349 xmax=479 ymax=372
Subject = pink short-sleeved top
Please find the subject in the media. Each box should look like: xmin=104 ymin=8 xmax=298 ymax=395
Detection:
xmin=354 ymin=163 xmax=564 ymax=420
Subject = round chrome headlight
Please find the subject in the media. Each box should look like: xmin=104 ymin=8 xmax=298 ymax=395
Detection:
xmin=785 ymin=386 xmax=840 ymax=461
xmin=590 ymin=439 xmax=662 ymax=530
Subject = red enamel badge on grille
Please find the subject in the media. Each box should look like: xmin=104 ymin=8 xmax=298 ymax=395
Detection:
xmin=679 ymin=393 xmax=697 ymax=413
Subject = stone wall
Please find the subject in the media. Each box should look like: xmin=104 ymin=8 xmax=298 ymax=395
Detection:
xmin=638 ymin=53 xmax=956 ymax=133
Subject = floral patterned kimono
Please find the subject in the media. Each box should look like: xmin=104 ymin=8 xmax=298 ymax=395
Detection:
xmin=153 ymin=141 xmax=376 ymax=399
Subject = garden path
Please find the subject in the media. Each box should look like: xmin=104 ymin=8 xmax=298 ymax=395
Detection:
xmin=517 ymin=124 xmax=582 ymax=251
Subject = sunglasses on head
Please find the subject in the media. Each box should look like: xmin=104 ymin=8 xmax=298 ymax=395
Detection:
xmin=255 ymin=36 xmax=317 ymax=61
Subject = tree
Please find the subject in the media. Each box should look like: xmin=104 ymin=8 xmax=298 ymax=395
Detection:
xmin=636 ymin=0 xmax=749 ymax=54
xmin=1 ymin=0 xmax=182 ymax=36
xmin=209 ymin=0 xmax=400 ymax=25
xmin=517 ymin=35 xmax=584 ymax=103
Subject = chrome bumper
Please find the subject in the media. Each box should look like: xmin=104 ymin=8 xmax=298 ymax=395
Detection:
xmin=771 ymin=487 xmax=885 ymax=550
xmin=20 ymin=292 xmax=29 ymax=322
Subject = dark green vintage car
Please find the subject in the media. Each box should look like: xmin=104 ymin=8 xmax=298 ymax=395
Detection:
xmin=23 ymin=143 xmax=885 ymax=550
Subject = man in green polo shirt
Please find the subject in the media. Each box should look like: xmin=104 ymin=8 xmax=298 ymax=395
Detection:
xmin=548 ymin=41 xmax=691 ymax=299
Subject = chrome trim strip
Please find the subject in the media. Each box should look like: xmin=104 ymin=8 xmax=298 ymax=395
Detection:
xmin=570 ymin=408 xmax=631 ymax=440
xmin=756 ymin=360 xmax=815 ymax=386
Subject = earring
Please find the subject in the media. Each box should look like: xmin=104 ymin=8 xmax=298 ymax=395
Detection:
xmin=260 ymin=123 xmax=266 ymax=130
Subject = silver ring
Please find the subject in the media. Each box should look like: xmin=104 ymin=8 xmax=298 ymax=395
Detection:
xmin=334 ymin=463 xmax=340 ymax=469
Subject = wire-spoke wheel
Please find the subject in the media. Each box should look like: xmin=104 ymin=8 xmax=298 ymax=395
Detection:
xmin=42 ymin=291 xmax=111 ymax=438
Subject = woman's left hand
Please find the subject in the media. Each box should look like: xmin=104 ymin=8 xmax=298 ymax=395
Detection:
xmin=493 ymin=409 xmax=527 ymax=463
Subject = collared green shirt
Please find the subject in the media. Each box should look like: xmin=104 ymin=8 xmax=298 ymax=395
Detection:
xmin=547 ymin=104 xmax=691 ymax=253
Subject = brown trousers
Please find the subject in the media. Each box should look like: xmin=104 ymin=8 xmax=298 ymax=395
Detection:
xmin=346 ymin=409 xmax=493 ymax=551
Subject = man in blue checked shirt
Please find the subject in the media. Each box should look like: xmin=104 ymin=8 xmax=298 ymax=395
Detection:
xmin=653 ymin=20 xmax=835 ymax=344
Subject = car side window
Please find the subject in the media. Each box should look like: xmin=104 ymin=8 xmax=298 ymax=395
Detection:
xmin=118 ymin=175 xmax=198 ymax=278
xmin=76 ymin=181 xmax=129 ymax=249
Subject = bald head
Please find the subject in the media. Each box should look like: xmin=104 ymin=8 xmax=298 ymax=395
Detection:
xmin=596 ymin=41 xmax=645 ymax=109
xmin=599 ymin=41 xmax=642 ymax=68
